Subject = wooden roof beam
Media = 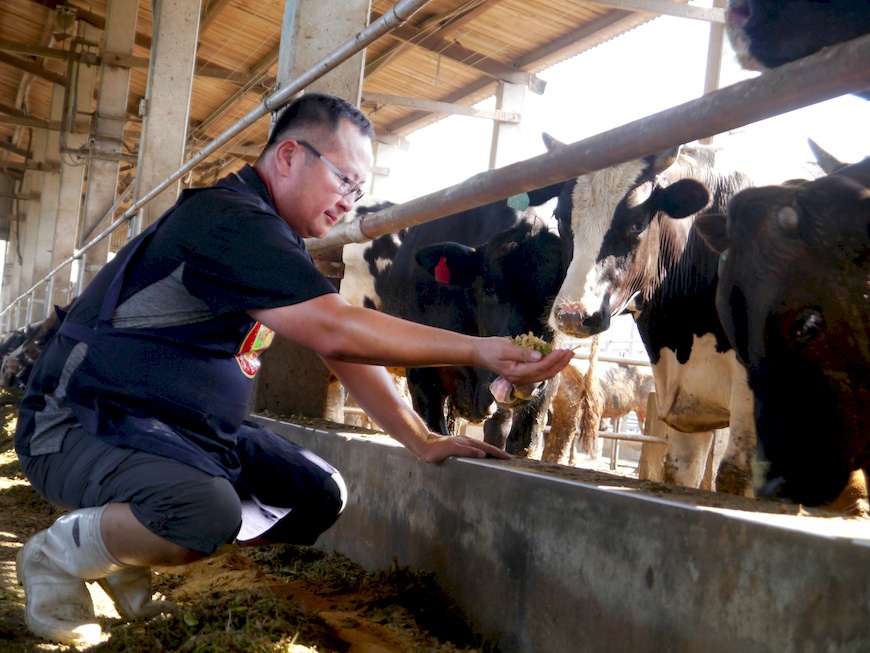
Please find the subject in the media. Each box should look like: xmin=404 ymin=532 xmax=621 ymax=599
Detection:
xmin=0 ymin=159 xmax=60 ymax=173
xmin=362 ymin=92 xmax=520 ymax=122
xmin=0 ymin=50 xmax=66 ymax=87
xmin=0 ymin=131 xmax=32 ymax=159
xmin=0 ymin=38 xmax=255 ymax=84
xmin=0 ymin=112 xmax=90 ymax=131
xmin=583 ymin=0 xmax=724 ymax=23
xmin=369 ymin=11 xmax=546 ymax=94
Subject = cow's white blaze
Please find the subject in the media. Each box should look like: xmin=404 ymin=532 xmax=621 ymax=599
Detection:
xmin=550 ymin=159 xmax=647 ymax=331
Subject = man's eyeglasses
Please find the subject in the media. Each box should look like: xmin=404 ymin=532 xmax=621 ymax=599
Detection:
xmin=296 ymin=140 xmax=365 ymax=202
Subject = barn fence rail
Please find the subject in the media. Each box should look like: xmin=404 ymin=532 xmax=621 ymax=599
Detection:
xmin=307 ymin=33 xmax=870 ymax=251
xmin=1 ymin=31 xmax=868 ymax=340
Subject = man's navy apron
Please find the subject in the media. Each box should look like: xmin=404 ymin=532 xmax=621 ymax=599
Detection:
xmin=57 ymin=184 xmax=262 ymax=481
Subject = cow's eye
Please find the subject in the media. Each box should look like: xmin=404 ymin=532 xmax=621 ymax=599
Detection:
xmin=628 ymin=219 xmax=646 ymax=235
xmin=792 ymin=308 xmax=824 ymax=345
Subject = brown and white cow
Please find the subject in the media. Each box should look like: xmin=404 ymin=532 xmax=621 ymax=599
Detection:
xmin=695 ymin=156 xmax=870 ymax=509
xmin=546 ymin=138 xmax=760 ymax=495
xmin=542 ymin=358 xmax=654 ymax=466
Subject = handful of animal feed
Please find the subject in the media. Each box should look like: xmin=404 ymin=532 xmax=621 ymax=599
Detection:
xmin=509 ymin=332 xmax=552 ymax=356
xmin=491 ymin=333 xmax=551 ymax=404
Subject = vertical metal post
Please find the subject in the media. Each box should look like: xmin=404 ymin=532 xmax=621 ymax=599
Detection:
xmin=24 ymin=293 xmax=34 ymax=328
xmin=44 ymin=277 xmax=55 ymax=320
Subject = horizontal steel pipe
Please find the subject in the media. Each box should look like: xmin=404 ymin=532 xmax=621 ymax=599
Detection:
xmin=309 ymin=33 xmax=870 ymax=250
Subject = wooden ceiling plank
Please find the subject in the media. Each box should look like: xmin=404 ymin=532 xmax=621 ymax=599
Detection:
xmin=365 ymin=0 xmax=504 ymax=78
xmin=386 ymin=20 xmax=546 ymax=93
xmin=199 ymin=0 xmax=236 ymax=35
xmin=513 ymin=11 xmax=651 ymax=70
xmin=187 ymin=43 xmax=280 ymax=143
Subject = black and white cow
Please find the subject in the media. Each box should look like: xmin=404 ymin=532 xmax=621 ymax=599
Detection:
xmin=695 ymin=156 xmax=870 ymax=508
xmin=340 ymin=190 xmax=564 ymax=454
xmin=546 ymin=138 xmax=760 ymax=495
xmin=415 ymin=216 xmax=564 ymax=455
xmin=725 ymin=0 xmax=870 ymax=99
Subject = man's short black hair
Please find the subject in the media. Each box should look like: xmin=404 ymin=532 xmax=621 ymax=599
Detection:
xmin=267 ymin=92 xmax=374 ymax=147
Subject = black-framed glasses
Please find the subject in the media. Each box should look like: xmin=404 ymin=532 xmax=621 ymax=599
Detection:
xmin=296 ymin=140 xmax=365 ymax=202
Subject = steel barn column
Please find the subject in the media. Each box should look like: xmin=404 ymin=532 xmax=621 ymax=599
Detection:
xmin=254 ymin=0 xmax=371 ymax=420
xmin=51 ymin=22 xmax=100 ymax=312
xmin=489 ymin=81 xmax=527 ymax=169
xmin=133 ymin=0 xmax=200 ymax=229
xmin=78 ymin=0 xmax=138 ymax=289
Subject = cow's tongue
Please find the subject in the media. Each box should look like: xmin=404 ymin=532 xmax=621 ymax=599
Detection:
xmin=489 ymin=377 xmax=514 ymax=404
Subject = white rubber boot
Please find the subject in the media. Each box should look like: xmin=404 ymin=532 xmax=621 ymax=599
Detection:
xmin=16 ymin=505 xmax=124 ymax=646
xmin=97 ymin=566 xmax=178 ymax=620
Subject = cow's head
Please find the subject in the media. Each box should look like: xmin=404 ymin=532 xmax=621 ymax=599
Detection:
xmin=725 ymin=0 xmax=870 ymax=73
xmin=544 ymin=137 xmax=711 ymax=339
xmin=696 ymin=158 xmax=870 ymax=505
xmin=416 ymin=218 xmax=563 ymax=407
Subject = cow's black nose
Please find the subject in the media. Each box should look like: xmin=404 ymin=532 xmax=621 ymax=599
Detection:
xmin=581 ymin=311 xmax=608 ymax=335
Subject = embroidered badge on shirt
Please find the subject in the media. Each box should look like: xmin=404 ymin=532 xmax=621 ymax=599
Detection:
xmin=236 ymin=322 xmax=274 ymax=378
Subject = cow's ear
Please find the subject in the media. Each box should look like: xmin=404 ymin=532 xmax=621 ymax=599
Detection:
xmin=541 ymin=132 xmax=565 ymax=152
xmin=808 ymin=138 xmax=846 ymax=175
xmin=526 ymin=180 xmax=569 ymax=207
xmin=656 ymin=179 xmax=711 ymax=218
xmin=416 ymin=243 xmax=482 ymax=287
xmin=650 ymin=146 xmax=682 ymax=174
xmin=836 ymin=156 xmax=870 ymax=189
xmin=694 ymin=214 xmax=731 ymax=254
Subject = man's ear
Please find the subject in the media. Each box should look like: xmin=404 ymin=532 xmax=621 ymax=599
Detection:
xmin=274 ymin=138 xmax=300 ymax=174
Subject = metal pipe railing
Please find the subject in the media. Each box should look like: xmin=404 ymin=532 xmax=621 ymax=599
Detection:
xmin=308 ymin=32 xmax=870 ymax=251
xmin=0 ymin=0 xmax=435 ymax=328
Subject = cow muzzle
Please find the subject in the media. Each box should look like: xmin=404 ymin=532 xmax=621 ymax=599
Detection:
xmin=553 ymin=295 xmax=611 ymax=338
xmin=489 ymin=377 xmax=544 ymax=408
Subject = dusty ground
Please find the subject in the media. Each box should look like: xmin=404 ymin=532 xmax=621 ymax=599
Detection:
xmin=0 ymin=389 xmax=489 ymax=653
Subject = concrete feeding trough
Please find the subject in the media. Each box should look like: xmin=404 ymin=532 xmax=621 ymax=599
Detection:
xmin=252 ymin=414 xmax=870 ymax=653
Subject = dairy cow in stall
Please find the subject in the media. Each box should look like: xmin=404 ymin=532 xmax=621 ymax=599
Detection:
xmin=541 ymin=358 xmax=655 ymax=466
xmin=414 ymin=216 xmax=564 ymax=455
xmin=544 ymin=137 xmax=760 ymax=495
xmin=340 ymin=188 xmax=564 ymax=454
xmin=694 ymin=156 xmax=870 ymax=510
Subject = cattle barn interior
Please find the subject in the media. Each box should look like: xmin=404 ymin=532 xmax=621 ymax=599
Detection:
xmin=1 ymin=0 xmax=869 ymax=651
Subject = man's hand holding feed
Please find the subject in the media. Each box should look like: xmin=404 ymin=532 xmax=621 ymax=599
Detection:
xmin=472 ymin=335 xmax=573 ymax=387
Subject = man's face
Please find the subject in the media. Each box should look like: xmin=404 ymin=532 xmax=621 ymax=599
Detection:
xmin=274 ymin=120 xmax=373 ymax=239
